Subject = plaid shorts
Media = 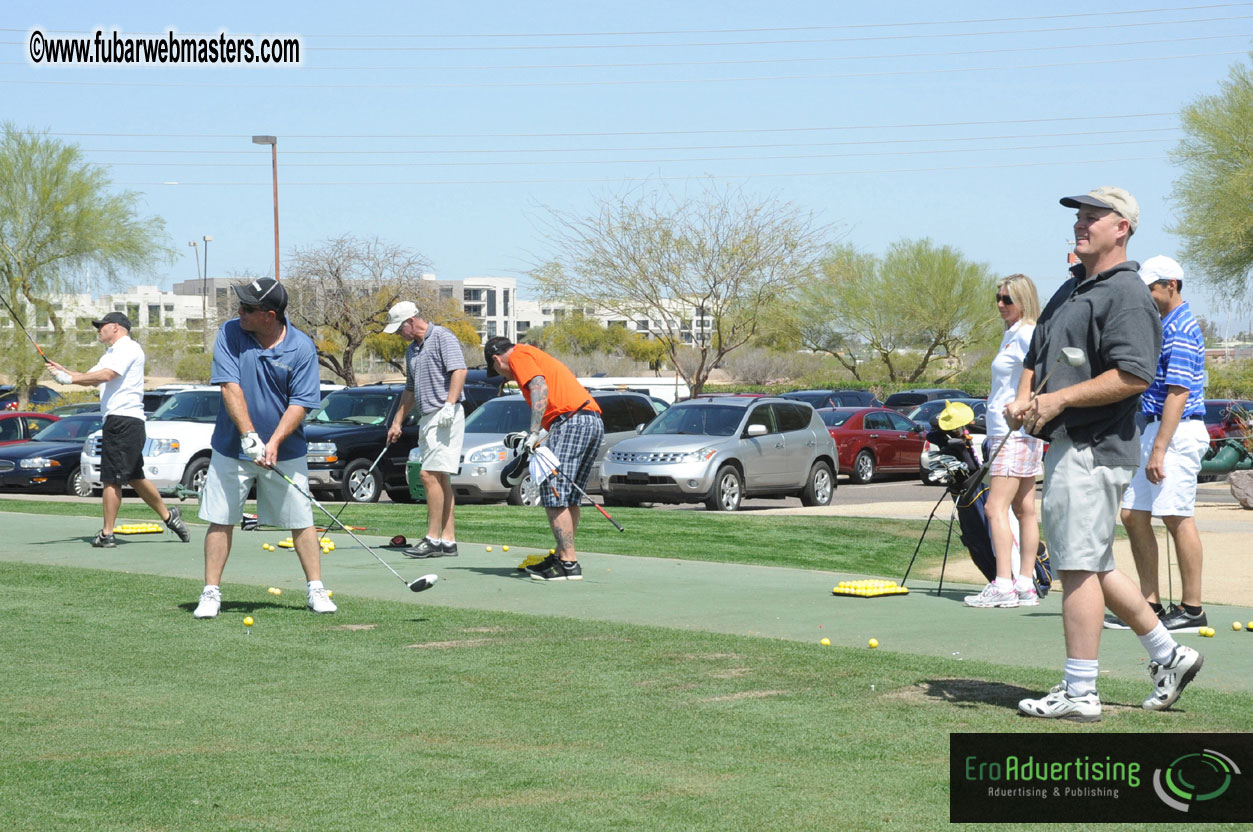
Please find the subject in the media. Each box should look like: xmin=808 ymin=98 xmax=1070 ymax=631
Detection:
xmin=988 ymin=433 xmax=1045 ymax=479
xmin=541 ymin=412 xmax=604 ymax=508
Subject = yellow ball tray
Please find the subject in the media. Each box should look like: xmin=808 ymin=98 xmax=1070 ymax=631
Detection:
xmin=276 ymin=537 xmax=335 ymax=550
xmin=832 ymin=580 xmax=909 ymax=598
xmin=114 ymin=523 xmax=164 ymax=535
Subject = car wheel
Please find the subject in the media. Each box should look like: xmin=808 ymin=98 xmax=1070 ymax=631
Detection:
xmin=507 ymin=472 xmax=543 ymax=507
xmin=704 ymin=465 xmax=743 ymax=512
xmin=851 ymin=450 xmax=876 ymax=484
xmin=67 ymin=466 xmax=93 ymax=497
xmin=800 ymin=461 xmax=834 ymax=506
xmin=603 ymin=496 xmax=641 ymax=507
xmin=181 ymin=456 xmax=211 ymax=495
xmin=342 ymin=458 xmax=382 ymax=503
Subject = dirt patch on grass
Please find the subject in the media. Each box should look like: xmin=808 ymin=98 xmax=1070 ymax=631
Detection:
xmin=406 ymin=638 xmax=494 ymax=649
xmin=330 ymin=623 xmax=377 ymax=631
xmin=680 ymin=652 xmax=745 ymax=661
xmin=709 ymin=667 xmax=752 ymax=679
xmin=461 ymin=626 xmax=507 ymax=633
xmin=701 ymin=689 xmax=787 ymax=702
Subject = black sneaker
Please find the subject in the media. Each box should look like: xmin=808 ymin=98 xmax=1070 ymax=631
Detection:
xmin=523 ymin=554 xmax=557 ymax=575
xmin=92 ymin=530 xmax=116 ymax=548
xmin=403 ymin=537 xmax=446 ymax=559
xmin=1104 ymin=606 xmax=1166 ymax=630
xmin=164 ymin=505 xmax=191 ymax=543
xmin=529 ymin=559 xmax=583 ymax=582
xmin=441 ymin=541 xmax=459 ymax=557
xmin=1160 ymin=604 xmax=1207 ymax=634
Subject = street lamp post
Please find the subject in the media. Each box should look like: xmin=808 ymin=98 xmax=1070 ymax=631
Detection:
xmin=189 ymin=241 xmax=203 ymax=351
xmin=251 ymin=135 xmax=280 ymax=280
xmin=202 ymin=235 xmax=213 ymax=347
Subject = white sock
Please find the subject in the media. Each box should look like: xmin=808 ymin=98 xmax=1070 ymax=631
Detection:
xmin=440 ymin=537 xmax=455 ymax=545
xmin=1138 ymin=623 xmax=1177 ymax=665
xmin=1014 ymin=575 xmax=1034 ymax=592
xmin=1063 ymin=658 xmax=1099 ymax=697
xmin=307 ymin=580 xmax=324 ymax=591
xmin=204 ymin=584 xmax=219 ymax=592
xmin=994 ymin=577 xmax=1013 ymax=593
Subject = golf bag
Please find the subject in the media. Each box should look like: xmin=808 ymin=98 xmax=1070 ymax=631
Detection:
xmin=920 ymin=426 xmax=1053 ymax=597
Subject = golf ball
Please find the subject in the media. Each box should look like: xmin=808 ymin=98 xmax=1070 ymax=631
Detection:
xmin=1247 ymin=622 xmax=1253 ymax=631
xmin=485 ymin=546 xmax=492 ymax=552
xmin=502 ymin=545 xmax=509 ymax=552
xmin=868 ymin=638 xmax=879 ymax=649
xmin=327 ymin=590 xmax=333 ymax=598
xmin=549 ymin=548 xmax=556 ymax=555
xmin=243 ymin=616 xmax=254 ymax=627
xmin=1235 ymin=621 xmax=1244 ymax=631
xmin=820 ymin=638 xmax=831 ymax=646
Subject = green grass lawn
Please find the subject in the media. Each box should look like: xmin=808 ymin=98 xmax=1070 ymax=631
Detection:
xmin=3 ymin=562 xmax=1251 ymax=832
xmin=0 ymin=498 xmax=958 ymax=578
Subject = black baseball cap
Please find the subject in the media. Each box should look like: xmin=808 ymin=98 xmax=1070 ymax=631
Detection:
xmin=91 ymin=312 xmax=132 ymax=330
xmin=482 ymin=336 xmax=513 ymax=377
xmin=232 ymin=278 xmax=289 ymax=313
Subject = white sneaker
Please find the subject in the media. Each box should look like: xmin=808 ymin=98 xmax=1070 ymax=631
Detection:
xmin=307 ymin=586 xmax=337 ymax=614
xmin=1143 ymin=645 xmax=1204 ymax=711
xmin=1016 ymin=583 xmax=1040 ymax=607
xmin=964 ymin=582 xmax=1019 ymax=608
xmin=1018 ymin=682 xmax=1102 ymax=722
xmin=193 ymin=586 xmax=221 ymax=619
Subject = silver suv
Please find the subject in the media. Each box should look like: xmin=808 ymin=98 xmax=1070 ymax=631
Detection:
xmin=599 ymin=396 xmax=838 ymax=511
xmin=447 ymin=390 xmax=665 ymax=504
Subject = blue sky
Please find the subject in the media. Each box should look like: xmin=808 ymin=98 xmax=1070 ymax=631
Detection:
xmin=5 ymin=1 xmax=1252 ymax=333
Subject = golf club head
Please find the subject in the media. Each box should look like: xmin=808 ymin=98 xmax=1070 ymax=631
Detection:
xmin=408 ymin=574 xmax=438 ymax=593
xmin=1061 ymin=347 xmax=1085 ymax=366
xmin=502 ymin=431 xmax=527 ymax=450
xmin=390 ymin=534 xmax=407 ymax=547
xmin=240 ymin=514 xmax=259 ymax=532
xmin=500 ymin=451 xmax=530 ymax=488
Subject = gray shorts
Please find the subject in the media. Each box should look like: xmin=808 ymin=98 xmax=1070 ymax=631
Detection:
xmin=1041 ymin=434 xmax=1134 ymax=573
xmin=198 ymin=451 xmax=315 ymax=530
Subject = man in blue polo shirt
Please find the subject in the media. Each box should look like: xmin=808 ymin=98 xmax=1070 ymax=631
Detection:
xmin=192 ymin=278 xmax=336 ymax=618
xmin=1115 ymin=256 xmax=1210 ymax=632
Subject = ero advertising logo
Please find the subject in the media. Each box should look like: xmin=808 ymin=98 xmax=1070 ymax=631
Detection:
xmin=951 ymin=733 xmax=1251 ymax=823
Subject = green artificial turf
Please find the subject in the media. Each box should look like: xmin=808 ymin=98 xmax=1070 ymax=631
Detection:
xmin=0 ymin=498 xmax=955 ymax=577
xmin=2 ymin=562 xmax=1251 ymax=832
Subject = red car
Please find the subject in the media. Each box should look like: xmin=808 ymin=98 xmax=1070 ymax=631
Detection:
xmin=0 ymin=411 xmax=59 ymax=446
xmin=1202 ymin=399 xmax=1253 ymax=444
xmin=819 ymin=406 xmax=926 ymax=484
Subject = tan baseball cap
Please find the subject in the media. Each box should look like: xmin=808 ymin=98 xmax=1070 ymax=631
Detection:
xmin=1060 ymin=187 xmax=1139 ymax=233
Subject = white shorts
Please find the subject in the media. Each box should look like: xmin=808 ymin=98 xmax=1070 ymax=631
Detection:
xmin=1041 ymin=435 xmax=1134 ymax=573
xmin=418 ymin=405 xmax=465 ymax=474
xmin=1120 ymin=418 xmax=1209 ymax=517
xmin=198 ymin=451 xmax=315 ymax=530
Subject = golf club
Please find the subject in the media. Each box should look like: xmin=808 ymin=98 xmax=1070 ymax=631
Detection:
xmin=0 ymin=294 xmax=51 ymax=361
xmin=270 ymin=467 xmax=437 ymax=593
xmin=327 ymin=442 xmax=390 ymax=528
xmin=499 ymin=399 xmax=590 ymax=489
xmin=958 ymin=347 xmax=1086 ymax=503
xmin=530 ymin=452 xmax=625 ymax=533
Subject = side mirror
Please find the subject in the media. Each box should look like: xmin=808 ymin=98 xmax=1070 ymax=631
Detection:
xmin=635 ymin=423 xmax=645 ymax=434
xmin=746 ymin=423 xmax=768 ymax=437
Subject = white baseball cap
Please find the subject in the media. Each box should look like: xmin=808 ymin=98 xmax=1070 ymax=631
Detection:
xmin=1139 ymin=255 xmax=1184 ymax=286
xmin=383 ymin=301 xmax=419 ymax=334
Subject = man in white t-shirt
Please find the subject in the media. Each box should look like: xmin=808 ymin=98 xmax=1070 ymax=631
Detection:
xmin=46 ymin=312 xmax=191 ymax=548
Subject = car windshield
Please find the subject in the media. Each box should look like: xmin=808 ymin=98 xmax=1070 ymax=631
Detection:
xmin=463 ymin=398 xmax=531 ymax=434
xmin=819 ymin=410 xmax=855 ymax=428
xmin=150 ymin=391 xmax=221 ymax=423
xmin=33 ymin=415 xmax=104 ymax=441
xmin=906 ymin=401 xmax=949 ymax=423
xmin=640 ymin=404 xmax=742 ymax=436
xmin=308 ymin=390 xmax=397 ymax=425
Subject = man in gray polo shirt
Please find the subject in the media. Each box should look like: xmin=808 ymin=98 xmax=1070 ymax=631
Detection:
xmin=1010 ymin=187 xmax=1203 ymax=722
xmin=382 ymin=301 xmax=467 ymax=558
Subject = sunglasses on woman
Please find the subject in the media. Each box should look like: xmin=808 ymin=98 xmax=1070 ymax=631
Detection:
xmin=995 ymin=294 xmax=1014 ymax=305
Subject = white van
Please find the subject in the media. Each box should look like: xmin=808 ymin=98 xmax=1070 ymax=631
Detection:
xmin=577 ymin=376 xmax=690 ymax=404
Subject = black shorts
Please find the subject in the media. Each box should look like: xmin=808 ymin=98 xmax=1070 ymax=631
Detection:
xmin=100 ymin=415 xmax=147 ymax=485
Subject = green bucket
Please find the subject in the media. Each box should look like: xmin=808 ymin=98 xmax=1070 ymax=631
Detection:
xmin=407 ymin=460 xmax=427 ymax=503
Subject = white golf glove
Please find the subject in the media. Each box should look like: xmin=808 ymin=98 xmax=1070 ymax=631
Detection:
xmin=528 ymin=446 xmax=560 ymax=484
xmin=240 ymin=431 xmax=266 ymax=463
xmin=52 ymin=370 xmax=72 ymax=385
xmin=523 ymin=429 xmax=547 ymax=453
xmin=437 ymin=402 xmax=457 ymax=428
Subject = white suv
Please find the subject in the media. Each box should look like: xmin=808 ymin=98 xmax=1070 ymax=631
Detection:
xmin=82 ymin=386 xmax=220 ymax=494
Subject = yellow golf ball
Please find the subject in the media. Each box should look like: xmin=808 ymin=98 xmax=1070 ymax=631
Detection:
xmin=326 ymin=590 xmax=332 ymax=598
xmin=273 ymin=588 xmax=282 ymax=596
xmin=868 ymin=638 xmax=879 ymax=649
xmin=485 ymin=546 xmax=492 ymax=552
xmin=243 ymin=616 xmax=253 ymax=627
xmin=502 ymin=545 xmax=509 ymax=552
xmin=820 ymin=637 xmax=831 ymax=646
xmin=1247 ymin=621 xmax=1253 ymax=631
xmin=1235 ymin=621 xmax=1244 ymax=632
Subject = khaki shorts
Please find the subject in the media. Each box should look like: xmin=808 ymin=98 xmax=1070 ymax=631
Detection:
xmin=418 ymin=405 xmax=465 ymax=474
xmin=1120 ymin=419 xmax=1209 ymax=517
xmin=198 ymin=451 xmax=315 ymax=530
xmin=1041 ymin=434 xmax=1134 ymax=573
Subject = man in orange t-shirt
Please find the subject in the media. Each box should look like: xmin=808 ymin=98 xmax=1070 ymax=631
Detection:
xmin=484 ymin=337 xmax=604 ymax=581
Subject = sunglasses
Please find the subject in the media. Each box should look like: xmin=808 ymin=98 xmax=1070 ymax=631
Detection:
xmin=995 ymin=294 xmax=1014 ymax=305
xmin=238 ymin=303 xmax=263 ymax=315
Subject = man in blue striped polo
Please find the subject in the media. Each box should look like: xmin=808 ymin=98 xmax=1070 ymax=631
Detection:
xmin=1116 ymin=255 xmax=1210 ymax=633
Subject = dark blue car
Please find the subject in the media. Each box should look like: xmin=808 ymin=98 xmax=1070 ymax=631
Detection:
xmin=0 ymin=413 xmax=103 ymax=496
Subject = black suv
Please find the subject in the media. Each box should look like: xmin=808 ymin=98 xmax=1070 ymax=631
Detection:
xmin=781 ymin=389 xmax=882 ymax=409
xmin=304 ymin=373 xmax=505 ymax=502
xmin=882 ymin=387 xmax=975 ymax=413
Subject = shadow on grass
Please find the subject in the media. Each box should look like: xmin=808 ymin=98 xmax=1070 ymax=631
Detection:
xmin=918 ymin=678 xmax=1039 ymax=709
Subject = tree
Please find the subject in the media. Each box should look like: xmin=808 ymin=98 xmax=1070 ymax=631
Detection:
xmin=1170 ymin=56 xmax=1253 ymax=305
xmin=794 ymin=239 xmax=999 ymax=382
xmin=0 ymin=124 xmax=172 ymax=404
xmin=533 ymin=186 xmax=826 ymax=395
xmin=285 ymin=235 xmax=471 ymax=385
